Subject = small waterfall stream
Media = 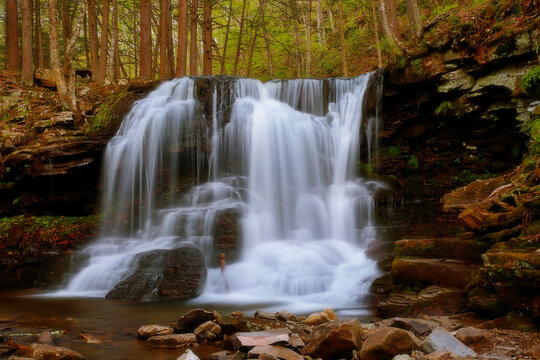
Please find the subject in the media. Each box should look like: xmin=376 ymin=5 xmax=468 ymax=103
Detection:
xmin=55 ymin=74 xmax=383 ymax=312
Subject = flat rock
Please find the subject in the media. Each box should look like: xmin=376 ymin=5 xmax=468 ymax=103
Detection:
xmin=420 ymin=327 xmax=477 ymax=358
xmin=391 ymin=259 xmax=475 ymax=290
xmin=231 ymin=328 xmax=290 ymax=349
xmin=388 ymin=318 xmax=439 ymax=337
xmin=137 ymin=324 xmax=174 ymax=338
xmin=248 ymin=345 xmax=303 ymax=360
xmin=207 ymin=350 xmax=233 ymax=360
xmin=146 ymin=333 xmax=196 ymax=349
xmin=194 ymin=320 xmax=221 ymax=342
xmin=304 ymin=308 xmax=338 ymax=326
xmin=409 ymin=286 xmax=468 ymax=316
xmin=441 ymin=176 xmax=509 ymax=213
xmin=359 ymin=327 xmax=419 ymax=360
xmin=25 ymin=343 xmax=86 ymax=360
xmin=394 ymin=238 xmax=483 ymax=263
xmin=425 ymin=350 xmax=466 ymax=359
xmin=302 ymin=319 xmax=363 ymax=359
xmin=177 ymin=349 xmax=200 ymax=360
xmin=176 ymin=309 xmax=215 ymax=332
xmin=454 ymin=327 xmax=485 ymax=345
xmin=438 ymin=70 xmax=475 ymax=93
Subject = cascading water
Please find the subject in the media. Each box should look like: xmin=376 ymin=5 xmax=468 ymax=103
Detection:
xmin=55 ymin=74 xmax=382 ymax=312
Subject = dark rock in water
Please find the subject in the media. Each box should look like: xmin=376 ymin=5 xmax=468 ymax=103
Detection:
xmin=301 ymin=319 xmax=363 ymax=360
xmin=175 ymin=309 xmax=216 ymax=333
xmin=146 ymin=333 xmax=196 ymax=349
xmin=106 ymin=244 xmax=206 ymax=300
xmin=137 ymin=324 xmax=174 ymax=339
xmin=25 ymin=343 xmax=87 ymax=360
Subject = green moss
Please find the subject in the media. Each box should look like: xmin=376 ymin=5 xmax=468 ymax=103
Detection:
xmin=385 ymin=145 xmax=403 ymax=157
xmin=82 ymin=89 xmax=131 ymax=136
xmin=407 ymin=155 xmax=419 ymax=168
xmin=520 ymin=66 xmax=540 ymax=95
xmin=435 ymin=101 xmax=453 ymax=116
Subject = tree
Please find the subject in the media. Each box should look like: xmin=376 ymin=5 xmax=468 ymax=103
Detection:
xmin=406 ymin=0 xmax=422 ymax=39
xmin=34 ymin=0 xmax=45 ymax=69
xmin=176 ymin=0 xmax=188 ymax=76
xmin=140 ymin=0 xmax=153 ymax=79
xmin=189 ymin=0 xmax=199 ymax=75
xmin=21 ymin=0 xmax=34 ymax=84
xmin=98 ymin=0 xmax=111 ymax=82
xmin=112 ymin=0 xmax=121 ymax=79
xmin=203 ymin=0 xmax=212 ymax=75
xmin=88 ymin=0 xmax=99 ymax=80
xmin=233 ymin=0 xmax=247 ymax=76
xmin=305 ymin=0 xmax=312 ymax=76
xmin=379 ymin=0 xmax=404 ymax=49
xmin=337 ymin=0 xmax=348 ymax=76
xmin=160 ymin=0 xmax=169 ymax=79
xmin=6 ymin=0 xmax=19 ymax=72
xmin=219 ymin=0 xmax=233 ymax=74
xmin=370 ymin=0 xmax=383 ymax=68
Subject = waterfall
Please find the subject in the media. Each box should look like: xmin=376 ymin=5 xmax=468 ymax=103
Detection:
xmin=55 ymin=74 xmax=382 ymax=311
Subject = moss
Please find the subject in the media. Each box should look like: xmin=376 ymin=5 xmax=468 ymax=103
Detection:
xmin=521 ymin=65 xmax=540 ymax=96
xmin=82 ymin=89 xmax=131 ymax=136
xmin=407 ymin=155 xmax=419 ymax=168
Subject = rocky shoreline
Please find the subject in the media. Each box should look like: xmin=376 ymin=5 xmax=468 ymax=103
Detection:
xmin=1 ymin=307 xmax=540 ymax=360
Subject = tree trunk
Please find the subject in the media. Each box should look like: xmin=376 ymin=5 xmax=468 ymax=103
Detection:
xmin=219 ymin=0 xmax=233 ymax=74
xmin=7 ymin=0 xmax=19 ymax=72
xmin=316 ymin=0 xmax=323 ymax=45
xmin=406 ymin=0 xmax=421 ymax=39
xmin=176 ymin=0 xmax=188 ymax=76
xmin=48 ymin=0 xmax=68 ymax=105
xmin=61 ymin=0 xmax=71 ymax=43
xmin=35 ymin=0 xmax=44 ymax=68
xmin=305 ymin=0 xmax=311 ymax=76
xmin=337 ymin=0 xmax=348 ymax=76
xmin=259 ymin=0 xmax=273 ymax=78
xmin=202 ymin=0 xmax=212 ymax=75
xmin=21 ymin=0 xmax=34 ymax=84
xmin=370 ymin=0 xmax=383 ymax=68
xmin=83 ymin=12 xmax=90 ymax=69
xmin=189 ymin=0 xmax=198 ymax=75
xmin=112 ymin=0 xmax=120 ymax=79
xmin=379 ymin=0 xmax=403 ymax=48
xmin=98 ymin=0 xmax=110 ymax=82
xmin=88 ymin=0 xmax=99 ymax=80
xmin=140 ymin=0 xmax=152 ymax=79
xmin=159 ymin=0 xmax=168 ymax=79
xmin=233 ymin=0 xmax=247 ymax=76
xmin=166 ymin=0 xmax=175 ymax=78
xmin=246 ymin=12 xmax=260 ymax=77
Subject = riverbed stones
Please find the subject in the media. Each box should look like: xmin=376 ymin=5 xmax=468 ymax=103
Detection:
xmin=301 ymin=319 xmax=363 ymax=359
xmin=106 ymin=244 xmax=207 ymax=300
xmin=176 ymin=309 xmax=216 ymax=332
xmin=231 ymin=328 xmax=290 ymax=349
xmin=420 ymin=327 xmax=477 ymax=358
xmin=146 ymin=333 xmax=197 ymax=349
xmin=0 ymin=345 xmax=16 ymax=357
xmin=248 ymin=345 xmax=303 ymax=360
xmin=194 ymin=321 xmax=222 ymax=342
xmin=25 ymin=343 xmax=86 ymax=360
xmin=38 ymin=331 xmax=53 ymax=344
xmin=388 ymin=318 xmax=439 ymax=337
xmin=454 ymin=327 xmax=485 ymax=345
xmin=304 ymin=308 xmax=338 ymax=326
xmin=177 ymin=349 xmax=200 ymax=360
xmin=359 ymin=327 xmax=419 ymax=360
xmin=137 ymin=324 xmax=174 ymax=338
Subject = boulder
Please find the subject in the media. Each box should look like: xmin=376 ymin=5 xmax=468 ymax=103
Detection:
xmin=420 ymin=328 xmax=476 ymax=358
xmin=106 ymin=244 xmax=207 ymax=300
xmin=409 ymin=286 xmax=468 ymax=316
xmin=194 ymin=321 xmax=222 ymax=342
xmin=177 ymin=349 xmax=200 ymax=360
xmin=207 ymin=350 xmax=234 ymax=360
xmin=359 ymin=327 xmax=419 ymax=360
xmin=392 ymin=356 xmax=413 ymax=360
xmin=146 ymin=334 xmax=196 ymax=349
xmin=388 ymin=318 xmax=439 ymax=337
xmin=391 ymin=259 xmax=476 ymax=290
xmin=231 ymin=328 xmax=290 ymax=349
xmin=25 ymin=343 xmax=86 ymax=360
xmin=441 ymin=176 xmax=510 ymax=213
xmin=302 ymin=319 xmax=363 ymax=359
xmin=38 ymin=331 xmax=53 ymax=344
xmin=215 ymin=313 xmax=285 ymax=335
xmin=137 ymin=324 xmax=174 ymax=338
xmin=248 ymin=345 xmax=303 ymax=360
xmin=304 ymin=308 xmax=338 ymax=326
xmin=175 ymin=309 xmax=215 ymax=332
xmin=437 ymin=70 xmax=475 ymax=93
xmin=377 ymin=293 xmax=417 ymax=318
xmin=425 ymin=350 xmax=465 ymax=360
xmin=454 ymin=327 xmax=485 ymax=345
xmin=472 ymin=65 xmax=532 ymax=95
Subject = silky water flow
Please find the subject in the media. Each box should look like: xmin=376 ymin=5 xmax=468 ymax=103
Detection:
xmin=54 ymin=74 xmax=383 ymax=314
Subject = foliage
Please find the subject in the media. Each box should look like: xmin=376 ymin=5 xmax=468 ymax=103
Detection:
xmin=435 ymin=101 xmax=453 ymax=116
xmin=520 ymin=114 xmax=540 ymax=156
xmin=407 ymin=155 xmax=419 ymax=168
xmin=521 ymin=66 xmax=540 ymax=96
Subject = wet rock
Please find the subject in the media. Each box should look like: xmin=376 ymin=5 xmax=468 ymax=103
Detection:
xmin=177 ymin=349 xmax=200 ymax=360
xmin=441 ymin=176 xmax=510 ymax=213
xmin=248 ymin=345 xmax=303 ymax=360
xmin=0 ymin=345 xmax=16 ymax=357
xmin=215 ymin=313 xmax=284 ymax=335
xmin=302 ymin=319 xmax=363 ymax=359
xmin=377 ymin=293 xmax=417 ymax=318
xmin=175 ymin=309 xmax=215 ymax=333
xmin=231 ymin=328 xmax=290 ymax=349
xmin=38 ymin=331 xmax=53 ymax=344
xmin=77 ymin=334 xmax=101 ymax=344
xmin=394 ymin=238 xmax=483 ymax=263
xmin=409 ymin=286 xmax=468 ymax=316
xmin=437 ymin=70 xmax=475 ymax=94
xmin=388 ymin=318 xmax=439 ymax=337
xmin=391 ymin=259 xmax=476 ymax=290
xmin=288 ymin=334 xmax=304 ymax=348
xmin=304 ymin=308 xmax=338 ymax=326
xmin=137 ymin=324 xmax=174 ymax=338
xmin=106 ymin=244 xmax=207 ymax=300
xmin=472 ymin=65 xmax=532 ymax=95
xmin=146 ymin=333 xmax=196 ymax=349
xmin=208 ymin=350 xmax=233 ymax=360
xmin=454 ymin=327 xmax=485 ymax=345
xmin=420 ymin=327 xmax=476 ymax=358
xmin=194 ymin=321 xmax=221 ymax=342
xmin=25 ymin=343 xmax=87 ymax=360
xmin=359 ymin=327 xmax=419 ymax=360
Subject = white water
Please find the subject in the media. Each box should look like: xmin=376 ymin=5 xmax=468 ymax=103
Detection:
xmin=54 ymin=74 xmax=382 ymax=313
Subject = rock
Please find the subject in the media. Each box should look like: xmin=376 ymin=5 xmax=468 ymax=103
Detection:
xmin=454 ymin=327 xmax=485 ymax=345
xmin=393 ymin=355 xmax=413 ymax=360
xmin=138 ymin=324 xmax=174 ymax=338
xmin=177 ymin=349 xmax=200 ymax=360
xmin=441 ymin=176 xmax=510 ymax=213
xmin=248 ymin=345 xmax=303 ymax=360
xmin=472 ymin=65 xmax=532 ymax=95
xmin=0 ymin=345 xmax=16 ymax=357
xmin=257 ymin=353 xmax=279 ymax=360
xmin=529 ymin=344 xmax=540 ymax=359
xmin=25 ymin=343 xmax=87 ymax=360
xmin=377 ymin=293 xmax=417 ymax=318
xmin=409 ymin=286 xmax=468 ymax=316
xmin=207 ymin=350 xmax=233 ymax=360
xmin=106 ymin=244 xmax=207 ymax=300
xmin=215 ymin=313 xmax=284 ymax=335
xmin=304 ymin=308 xmax=338 ymax=326
xmin=391 ymin=259 xmax=476 ymax=290
xmin=8 ymin=357 xmax=34 ymax=360
xmin=146 ymin=334 xmax=197 ymax=349
xmin=425 ymin=350 xmax=464 ymax=360
xmin=194 ymin=321 xmax=221 ymax=342
xmin=288 ymin=334 xmax=304 ymax=348
xmin=77 ymin=334 xmax=101 ymax=344
xmin=302 ymin=319 xmax=363 ymax=359
xmin=34 ymin=69 xmax=56 ymax=88
xmin=176 ymin=309 xmax=215 ymax=332
xmin=437 ymin=70 xmax=475 ymax=93
xmin=388 ymin=318 xmax=439 ymax=337
xmin=394 ymin=238 xmax=483 ymax=263
xmin=231 ymin=328 xmax=290 ymax=349
xmin=359 ymin=327 xmax=419 ymax=360
xmin=420 ymin=328 xmax=476 ymax=358
xmin=38 ymin=331 xmax=53 ymax=344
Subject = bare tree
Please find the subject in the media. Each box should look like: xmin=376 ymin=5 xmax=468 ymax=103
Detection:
xmin=160 ymin=0 xmax=169 ymax=79
xmin=112 ymin=0 xmax=120 ymax=79
xmin=379 ymin=0 xmax=404 ymax=48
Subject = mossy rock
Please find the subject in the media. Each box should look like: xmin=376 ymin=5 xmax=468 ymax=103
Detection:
xmin=395 ymin=238 xmax=485 ymax=263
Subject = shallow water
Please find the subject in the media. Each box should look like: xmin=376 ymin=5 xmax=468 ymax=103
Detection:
xmin=0 ymin=289 xmax=376 ymax=359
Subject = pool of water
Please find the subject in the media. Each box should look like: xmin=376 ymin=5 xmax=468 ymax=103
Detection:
xmin=0 ymin=289 xmax=376 ymax=359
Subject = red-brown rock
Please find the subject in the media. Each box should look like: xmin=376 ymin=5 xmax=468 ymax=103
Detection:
xmin=231 ymin=328 xmax=290 ymax=349
xmin=359 ymin=327 xmax=419 ymax=360
xmin=146 ymin=334 xmax=196 ymax=348
xmin=301 ymin=319 xmax=363 ymax=359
